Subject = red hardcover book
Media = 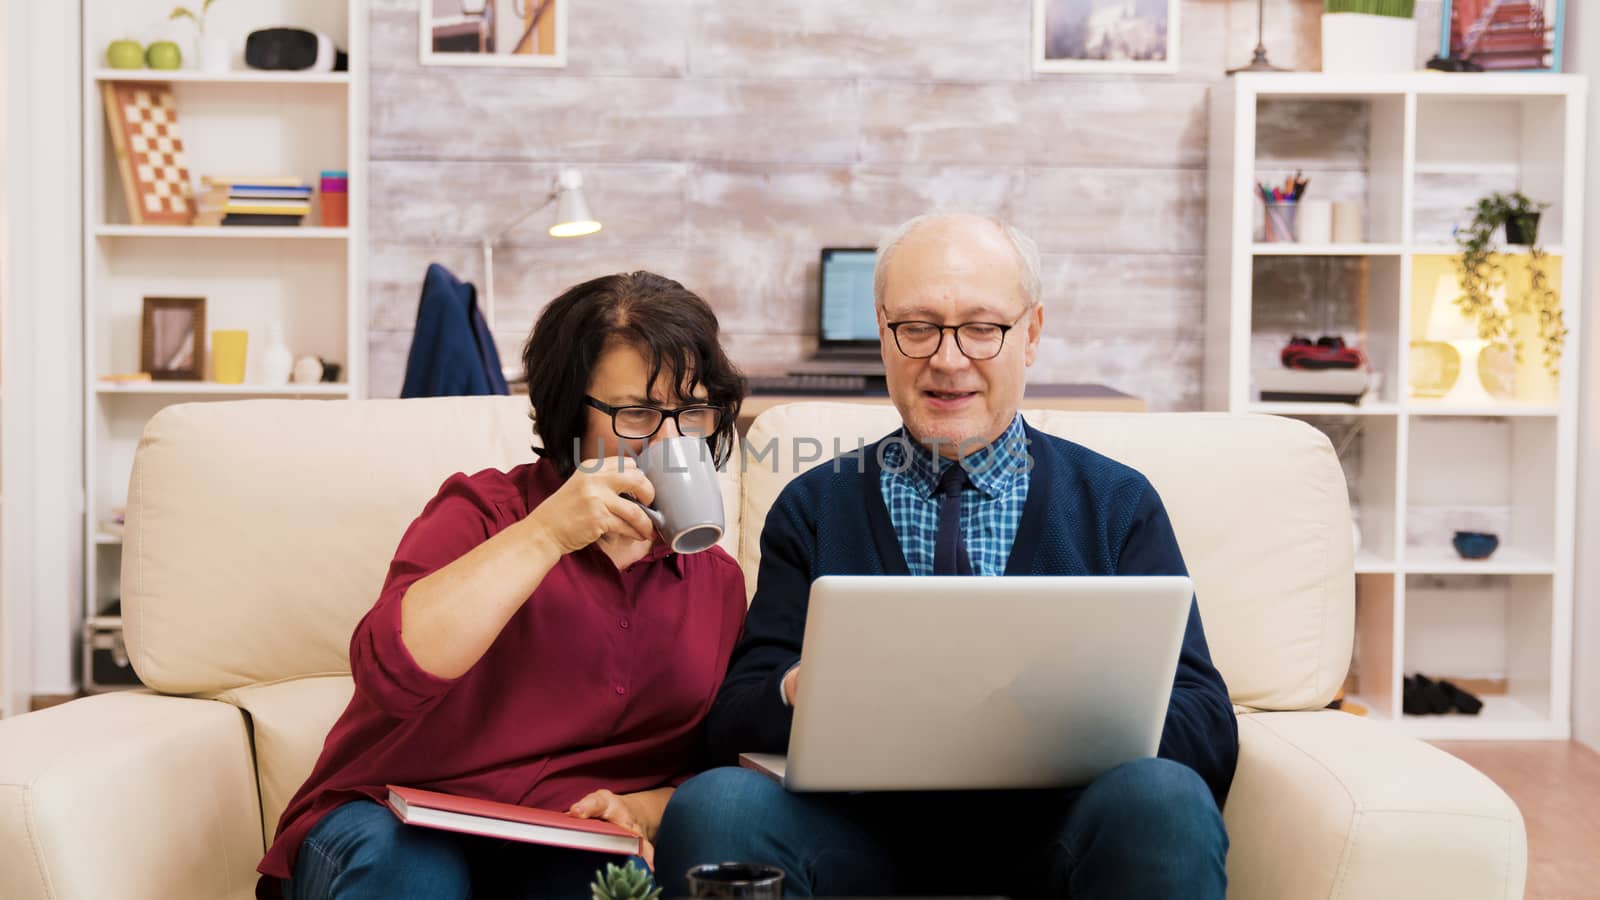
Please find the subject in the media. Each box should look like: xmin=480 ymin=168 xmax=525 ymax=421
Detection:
xmin=384 ymin=785 xmax=641 ymax=856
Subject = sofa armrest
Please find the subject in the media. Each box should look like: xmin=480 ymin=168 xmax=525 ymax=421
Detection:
xmin=1224 ymin=710 xmax=1525 ymax=900
xmin=0 ymin=692 xmax=264 ymax=900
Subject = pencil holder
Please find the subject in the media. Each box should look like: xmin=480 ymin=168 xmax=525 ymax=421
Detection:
xmin=320 ymin=170 xmax=348 ymax=228
xmin=1263 ymin=201 xmax=1299 ymax=243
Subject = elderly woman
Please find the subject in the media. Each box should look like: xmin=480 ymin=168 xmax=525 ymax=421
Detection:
xmin=257 ymin=271 xmax=749 ymax=900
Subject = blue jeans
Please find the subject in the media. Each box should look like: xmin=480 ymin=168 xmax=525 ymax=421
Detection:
xmin=655 ymin=757 xmax=1227 ymax=899
xmin=281 ymin=800 xmax=647 ymax=900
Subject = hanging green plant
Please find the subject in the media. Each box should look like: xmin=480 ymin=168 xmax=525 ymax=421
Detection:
xmin=1451 ymin=191 xmax=1567 ymax=380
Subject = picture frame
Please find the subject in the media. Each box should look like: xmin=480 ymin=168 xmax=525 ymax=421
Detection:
xmin=1034 ymin=0 xmax=1179 ymax=74
xmin=141 ymin=296 xmax=205 ymax=381
xmin=420 ymin=0 xmax=566 ymax=68
xmin=1439 ymin=0 xmax=1564 ymax=73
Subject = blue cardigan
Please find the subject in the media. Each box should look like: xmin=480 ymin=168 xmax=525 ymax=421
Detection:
xmin=400 ymin=263 xmax=509 ymax=398
xmin=707 ymin=421 xmax=1240 ymax=803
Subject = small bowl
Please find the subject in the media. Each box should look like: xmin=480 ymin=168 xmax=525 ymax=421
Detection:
xmin=1452 ymin=531 xmax=1499 ymax=560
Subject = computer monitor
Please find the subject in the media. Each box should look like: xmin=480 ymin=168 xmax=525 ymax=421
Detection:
xmin=817 ymin=248 xmax=879 ymax=350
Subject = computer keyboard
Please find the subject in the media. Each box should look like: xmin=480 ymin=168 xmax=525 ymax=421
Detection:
xmin=746 ymin=373 xmax=872 ymax=395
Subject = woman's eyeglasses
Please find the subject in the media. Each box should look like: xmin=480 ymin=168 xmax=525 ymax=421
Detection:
xmin=584 ymin=396 xmax=724 ymax=439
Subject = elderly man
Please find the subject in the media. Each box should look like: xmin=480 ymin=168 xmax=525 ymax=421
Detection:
xmin=655 ymin=213 xmax=1237 ymax=899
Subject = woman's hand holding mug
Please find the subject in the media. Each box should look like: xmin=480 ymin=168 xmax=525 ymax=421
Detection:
xmin=528 ymin=458 xmax=657 ymax=554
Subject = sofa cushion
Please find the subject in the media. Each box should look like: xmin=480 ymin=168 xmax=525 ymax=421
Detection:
xmin=217 ymin=676 xmax=355 ymax=841
xmin=0 ymin=693 xmax=265 ymax=900
xmin=740 ymin=403 xmax=1353 ymax=711
xmin=1225 ymin=711 xmax=1526 ymax=899
xmin=123 ymin=397 xmax=743 ymax=694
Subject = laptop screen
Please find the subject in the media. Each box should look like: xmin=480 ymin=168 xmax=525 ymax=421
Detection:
xmin=818 ymin=248 xmax=879 ymax=346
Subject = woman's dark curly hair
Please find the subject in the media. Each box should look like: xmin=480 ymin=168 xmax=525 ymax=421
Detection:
xmin=523 ymin=271 xmax=745 ymax=476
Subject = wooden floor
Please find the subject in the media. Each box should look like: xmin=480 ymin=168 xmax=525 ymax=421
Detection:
xmin=1433 ymin=740 xmax=1600 ymax=900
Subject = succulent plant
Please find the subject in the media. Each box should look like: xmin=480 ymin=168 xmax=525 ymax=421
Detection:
xmin=591 ymin=862 xmax=662 ymax=900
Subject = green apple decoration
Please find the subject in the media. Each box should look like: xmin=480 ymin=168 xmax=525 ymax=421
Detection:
xmin=146 ymin=40 xmax=183 ymax=70
xmin=107 ymin=39 xmax=145 ymax=69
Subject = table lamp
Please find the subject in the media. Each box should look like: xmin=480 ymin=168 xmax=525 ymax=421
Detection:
xmin=1419 ymin=272 xmax=1498 ymax=406
xmin=1228 ymin=0 xmax=1289 ymax=73
xmin=480 ymin=167 xmax=602 ymax=330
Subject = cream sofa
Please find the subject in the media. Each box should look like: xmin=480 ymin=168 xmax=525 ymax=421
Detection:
xmin=0 ymin=397 xmax=1525 ymax=900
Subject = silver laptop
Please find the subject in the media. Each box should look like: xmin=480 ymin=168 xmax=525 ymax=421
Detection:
xmin=740 ymin=575 xmax=1193 ymax=792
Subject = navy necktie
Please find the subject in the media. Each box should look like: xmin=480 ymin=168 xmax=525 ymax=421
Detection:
xmin=932 ymin=462 xmax=973 ymax=575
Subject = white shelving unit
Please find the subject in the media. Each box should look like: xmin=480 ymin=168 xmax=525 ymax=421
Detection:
xmin=81 ymin=0 xmax=366 ymax=691
xmin=1251 ymin=243 xmax=1407 ymax=256
xmin=1207 ymin=73 xmax=1586 ymax=740
xmin=93 ymin=69 xmax=351 ymax=85
xmin=0 ymin=0 xmax=11 ymax=716
xmin=93 ymin=382 xmax=351 ymax=396
xmin=94 ymin=225 xmax=350 ymax=239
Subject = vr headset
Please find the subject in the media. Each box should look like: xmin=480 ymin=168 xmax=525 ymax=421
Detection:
xmin=245 ymin=28 xmax=349 ymax=72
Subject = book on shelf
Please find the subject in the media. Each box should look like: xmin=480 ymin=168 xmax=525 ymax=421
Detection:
xmin=192 ymin=175 xmax=316 ymax=226
xmin=190 ymin=213 xmax=307 ymax=227
xmin=201 ymin=200 xmax=313 ymax=215
xmin=201 ymin=175 xmax=311 ymax=189
xmin=384 ymin=785 xmax=642 ymax=856
xmin=200 ymin=190 xmax=314 ymax=206
xmin=198 ymin=180 xmax=310 ymax=193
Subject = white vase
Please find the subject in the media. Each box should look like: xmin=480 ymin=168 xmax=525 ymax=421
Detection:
xmin=198 ymin=33 xmax=230 ymax=73
xmin=1321 ymin=13 xmax=1418 ymax=74
xmin=261 ymin=325 xmax=294 ymax=386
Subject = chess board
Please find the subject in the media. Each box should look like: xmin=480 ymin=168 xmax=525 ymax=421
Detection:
xmin=101 ymin=82 xmax=195 ymax=226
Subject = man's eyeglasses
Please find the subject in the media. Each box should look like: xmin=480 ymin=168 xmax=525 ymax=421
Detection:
xmin=883 ymin=310 xmax=1030 ymax=360
xmin=584 ymin=396 xmax=724 ymax=440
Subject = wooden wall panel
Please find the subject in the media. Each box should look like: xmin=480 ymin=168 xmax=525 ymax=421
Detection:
xmin=366 ymin=0 xmax=1334 ymax=409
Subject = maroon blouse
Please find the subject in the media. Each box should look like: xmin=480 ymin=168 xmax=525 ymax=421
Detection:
xmin=257 ymin=460 xmax=748 ymax=891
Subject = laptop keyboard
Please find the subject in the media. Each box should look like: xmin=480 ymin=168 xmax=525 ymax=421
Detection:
xmin=746 ymin=373 xmax=871 ymax=395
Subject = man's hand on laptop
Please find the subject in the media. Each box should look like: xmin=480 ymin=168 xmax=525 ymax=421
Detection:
xmin=783 ymin=664 xmax=801 ymax=706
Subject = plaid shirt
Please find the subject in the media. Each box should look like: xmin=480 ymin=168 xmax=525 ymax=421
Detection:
xmin=879 ymin=414 xmax=1030 ymax=576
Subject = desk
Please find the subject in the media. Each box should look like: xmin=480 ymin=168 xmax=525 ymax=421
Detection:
xmin=736 ymin=383 xmax=1144 ymax=433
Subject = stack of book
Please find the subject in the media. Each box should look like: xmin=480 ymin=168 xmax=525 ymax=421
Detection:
xmin=193 ymin=176 xmax=314 ymax=227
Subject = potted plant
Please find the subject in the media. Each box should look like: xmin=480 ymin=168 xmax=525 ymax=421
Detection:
xmin=1322 ymin=0 xmax=1417 ymax=73
xmin=590 ymin=862 xmax=662 ymax=900
xmin=169 ymin=0 xmax=228 ymax=73
xmin=1452 ymin=191 xmax=1567 ymax=380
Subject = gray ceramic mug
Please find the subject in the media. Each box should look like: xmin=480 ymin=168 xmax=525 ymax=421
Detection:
xmin=633 ymin=435 xmax=725 ymax=554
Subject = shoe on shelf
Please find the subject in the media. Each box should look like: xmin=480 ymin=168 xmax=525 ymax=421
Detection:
xmin=1402 ymin=673 xmax=1485 ymax=715
xmin=1438 ymin=679 xmax=1484 ymax=715
xmin=1281 ymin=334 xmax=1366 ymax=370
xmin=1403 ymin=673 xmax=1453 ymax=715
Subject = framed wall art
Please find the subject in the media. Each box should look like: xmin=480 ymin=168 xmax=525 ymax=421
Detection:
xmin=1440 ymin=0 xmax=1564 ymax=72
xmin=1034 ymin=0 xmax=1179 ymax=74
xmin=420 ymin=0 xmax=566 ymax=68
